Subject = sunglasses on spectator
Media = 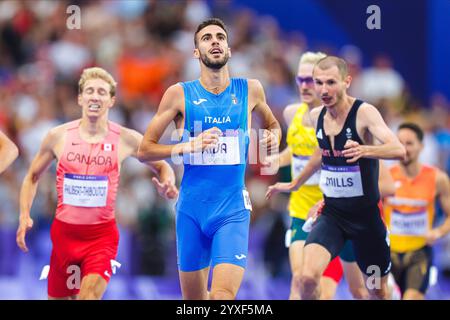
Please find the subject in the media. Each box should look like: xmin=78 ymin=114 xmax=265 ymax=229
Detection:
xmin=295 ymin=76 xmax=314 ymax=85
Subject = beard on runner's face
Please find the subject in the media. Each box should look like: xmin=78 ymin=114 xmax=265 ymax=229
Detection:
xmin=401 ymin=149 xmax=418 ymax=166
xmin=200 ymin=49 xmax=229 ymax=70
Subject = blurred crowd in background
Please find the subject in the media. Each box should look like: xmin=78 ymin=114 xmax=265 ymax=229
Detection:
xmin=0 ymin=0 xmax=450 ymax=299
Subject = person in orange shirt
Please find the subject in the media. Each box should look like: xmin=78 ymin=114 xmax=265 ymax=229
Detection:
xmin=384 ymin=122 xmax=450 ymax=299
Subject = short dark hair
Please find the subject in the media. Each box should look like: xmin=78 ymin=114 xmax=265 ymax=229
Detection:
xmin=398 ymin=122 xmax=424 ymax=142
xmin=314 ymin=56 xmax=348 ymax=79
xmin=194 ymin=18 xmax=228 ymax=48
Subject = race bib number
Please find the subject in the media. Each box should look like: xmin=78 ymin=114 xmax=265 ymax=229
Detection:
xmin=63 ymin=174 xmax=108 ymax=207
xmin=319 ymin=164 xmax=363 ymax=198
xmin=292 ymin=155 xmax=321 ymax=185
xmin=243 ymin=189 xmax=252 ymax=211
xmin=390 ymin=210 xmax=428 ymax=236
xmin=188 ymin=135 xmax=240 ymax=165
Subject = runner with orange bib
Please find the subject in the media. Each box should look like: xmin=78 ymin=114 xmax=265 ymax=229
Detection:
xmin=384 ymin=122 xmax=450 ymax=299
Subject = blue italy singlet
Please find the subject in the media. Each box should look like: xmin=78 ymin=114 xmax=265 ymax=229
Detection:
xmin=175 ymin=78 xmax=252 ymax=272
xmin=179 ymin=78 xmax=249 ymax=204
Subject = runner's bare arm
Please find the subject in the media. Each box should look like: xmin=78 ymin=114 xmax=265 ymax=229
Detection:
xmin=378 ymin=160 xmax=395 ymax=198
xmin=265 ymin=147 xmax=322 ymax=199
xmin=307 ymin=199 xmax=324 ymax=220
xmin=343 ymin=104 xmax=405 ymax=162
xmin=137 ymin=84 xmax=188 ymax=161
xmin=427 ymin=170 xmax=450 ymax=243
xmin=262 ymin=144 xmax=292 ymax=170
xmin=265 ymin=106 xmax=324 ymax=198
xmin=270 ymin=104 xmax=300 ymax=168
xmin=121 ymin=127 xmax=178 ymax=199
xmin=290 ymin=147 xmax=322 ymax=189
xmin=17 ymin=128 xmax=60 ymax=252
xmin=273 ymin=147 xmax=292 ymax=168
xmin=262 ymin=104 xmax=296 ymax=168
xmin=248 ymin=79 xmax=281 ymax=149
xmin=309 ymin=105 xmax=324 ymax=130
xmin=0 ymin=130 xmax=19 ymax=174
xmin=137 ymin=84 xmax=221 ymax=162
xmin=20 ymin=129 xmax=59 ymax=218
xmin=280 ymin=106 xmax=323 ymax=189
xmin=282 ymin=104 xmax=298 ymax=126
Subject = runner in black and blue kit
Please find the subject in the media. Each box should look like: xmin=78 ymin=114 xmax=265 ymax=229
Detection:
xmin=266 ymin=56 xmax=405 ymax=299
xmin=306 ymin=99 xmax=390 ymax=277
xmin=138 ymin=18 xmax=281 ymax=300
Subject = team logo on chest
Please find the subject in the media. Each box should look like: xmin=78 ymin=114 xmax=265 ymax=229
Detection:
xmin=231 ymin=94 xmax=238 ymax=105
xmin=102 ymin=143 xmax=114 ymax=152
xmin=346 ymin=128 xmax=352 ymax=139
xmin=193 ymin=98 xmax=207 ymax=105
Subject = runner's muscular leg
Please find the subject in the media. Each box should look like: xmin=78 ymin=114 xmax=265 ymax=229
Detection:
xmin=78 ymin=274 xmax=108 ymax=300
xmin=209 ymin=263 xmax=245 ymax=300
xmin=364 ymin=273 xmax=390 ymax=300
xmin=288 ymin=240 xmax=305 ymax=300
xmin=342 ymin=261 xmax=369 ymax=299
xmin=179 ymin=267 xmax=210 ymax=300
xmin=319 ymin=277 xmax=338 ymax=300
xmin=301 ymin=243 xmax=332 ymax=300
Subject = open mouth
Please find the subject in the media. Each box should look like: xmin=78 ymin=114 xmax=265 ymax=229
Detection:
xmin=321 ymin=96 xmax=332 ymax=104
xmin=210 ymin=48 xmax=223 ymax=55
xmin=89 ymin=104 xmax=101 ymax=111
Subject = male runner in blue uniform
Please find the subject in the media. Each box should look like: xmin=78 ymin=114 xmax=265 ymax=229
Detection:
xmin=266 ymin=56 xmax=405 ymax=299
xmin=138 ymin=18 xmax=281 ymax=300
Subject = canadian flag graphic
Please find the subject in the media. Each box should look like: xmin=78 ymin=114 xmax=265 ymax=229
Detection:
xmin=101 ymin=143 xmax=114 ymax=151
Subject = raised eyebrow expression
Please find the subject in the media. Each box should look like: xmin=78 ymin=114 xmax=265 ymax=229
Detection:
xmin=201 ymin=32 xmax=227 ymax=42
